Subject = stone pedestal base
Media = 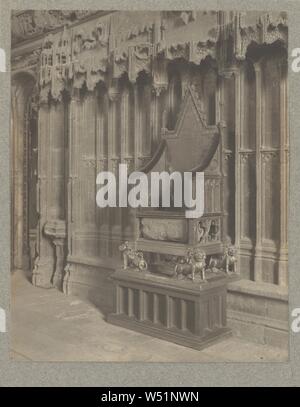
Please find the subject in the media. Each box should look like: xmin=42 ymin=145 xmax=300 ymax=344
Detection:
xmin=107 ymin=269 xmax=231 ymax=351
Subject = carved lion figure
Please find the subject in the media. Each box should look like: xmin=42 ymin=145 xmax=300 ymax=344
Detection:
xmin=192 ymin=249 xmax=207 ymax=280
xmin=174 ymin=248 xmax=207 ymax=281
xmin=119 ymin=241 xmax=148 ymax=272
xmin=208 ymin=244 xmax=237 ymax=274
xmin=223 ymin=245 xmax=237 ymax=274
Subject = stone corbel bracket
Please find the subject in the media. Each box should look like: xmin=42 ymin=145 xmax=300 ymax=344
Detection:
xmin=44 ymin=220 xmax=67 ymax=289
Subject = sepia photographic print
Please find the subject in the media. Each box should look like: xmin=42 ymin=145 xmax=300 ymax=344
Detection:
xmin=10 ymin=9 xmax=289 ymax=362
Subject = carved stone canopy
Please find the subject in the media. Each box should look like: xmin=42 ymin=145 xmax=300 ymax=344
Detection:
xmin=140 ymin=85 xmax=220 ymax=174
xmin=12 ymin=10 xmax=288 ymax=102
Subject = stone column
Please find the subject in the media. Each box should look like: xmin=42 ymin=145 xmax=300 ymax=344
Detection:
xmin=151 ymin=86 xmax=160 ymax=147
xmin=152 ymin=57 xmax=168 ymax=147
xmin=134 ymin=83 xmax=141 ymax=169
xmin=11 ymin=82 xmax=26 ymax=270
xmin=145 ymin=83 xmax=152 ymax=161
xmin=219 ymin=71 xmax=234 ymax=245
xmin=108 ymin=80 xmax=121 ymax=250
xmin=278 ymin=59 xmax=288 ymax=287
xmin=232 ymin=66 xmax=242 ymax=274
xmin=95 ymin=87 xmax=109 ymax=256
xmin=151 ymin=84 xmax=167 ymax=147
xmin=137 ymin=82 xmax=152 ymax=167
xmin=63 ymin=88 xmax=80 ymax=293
xmin=121 ymin=86 xmax=135 ymax=239
xmin=11 ymin=75 xmax=36 ymax=270
xmin=33 ymin=95 xmax=67 ymax=288
xmin=253 ymin=61 xmax=263 ymax=282
xmin=32 ymin=98 xmax=54 ymax=288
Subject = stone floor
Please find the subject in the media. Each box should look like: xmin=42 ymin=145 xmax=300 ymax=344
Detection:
xmin=11 ymin=270 xmax=288 ymax=362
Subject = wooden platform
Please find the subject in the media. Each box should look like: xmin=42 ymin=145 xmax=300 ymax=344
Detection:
xmin=107 ymin=269 xmax=231 ymax=351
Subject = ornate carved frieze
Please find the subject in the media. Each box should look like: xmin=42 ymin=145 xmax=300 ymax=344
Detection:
xmin=12 ymin=10 xmax=105 ymax=45
xmin=13 ymin=10 xmax=288 ymax=101
xmin=19 ymin=11 xmax=221 ymax=100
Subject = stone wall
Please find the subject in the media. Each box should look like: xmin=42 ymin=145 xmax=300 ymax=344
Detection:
xmin=11 ymin=10 xmax=289 ymax=346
